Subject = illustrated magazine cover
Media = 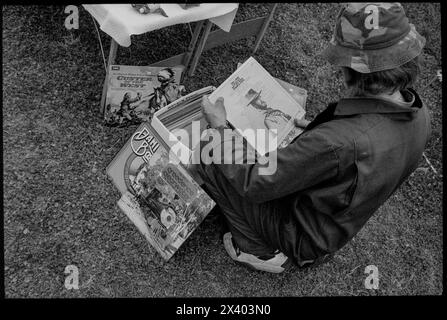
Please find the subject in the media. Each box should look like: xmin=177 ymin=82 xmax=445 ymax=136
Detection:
xmin=210 ymin=57 xmax=306 ymax=155
xmin=106 ymin=121 xmax=215 ymax=260
xmin=235 ymin=62 xmax=308 ymax=148
xmin=104 ymin=65 xmax=184 ymax=127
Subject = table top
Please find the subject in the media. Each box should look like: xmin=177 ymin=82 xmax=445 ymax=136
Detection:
xmin=83 ymin=4 xmax=239 ymax=47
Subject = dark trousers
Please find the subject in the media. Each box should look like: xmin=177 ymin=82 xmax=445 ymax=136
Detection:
xmin=193 ymin=161 xmax=294 ymax=257
xmin=192 ymin=160 xmax=336 ymax=268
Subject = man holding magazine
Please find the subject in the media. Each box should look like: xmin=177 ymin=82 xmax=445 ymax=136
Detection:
xmin=195 ymin=3 xmax=431 ymax=273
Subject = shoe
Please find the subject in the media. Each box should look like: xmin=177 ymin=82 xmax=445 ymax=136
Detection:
xmin=223 ymin=232 xmax=291 ymax=273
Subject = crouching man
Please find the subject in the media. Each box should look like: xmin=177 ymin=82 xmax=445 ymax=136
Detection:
xmin=194 ymin=3 xmax=431 ymax=273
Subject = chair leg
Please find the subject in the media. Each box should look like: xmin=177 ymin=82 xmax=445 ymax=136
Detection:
xmin=188 ymin=20 xmax=213 ymax=77
xmin=252 ymin=3 xmax=278 ymax=55
xmin=100 ymin=38 xmax=119 ymax=115
xmin=182 ymin=20 xmax=204 ymax=81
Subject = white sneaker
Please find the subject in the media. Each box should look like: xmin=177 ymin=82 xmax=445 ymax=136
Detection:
xmin=223 ymin=232 xmax=291 ymax=273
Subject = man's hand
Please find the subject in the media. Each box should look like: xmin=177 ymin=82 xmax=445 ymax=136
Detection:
xmin=294 ymin=117 xmax=310 ymax=129
xmin=201 ymin=95 xmax=227 ymax=128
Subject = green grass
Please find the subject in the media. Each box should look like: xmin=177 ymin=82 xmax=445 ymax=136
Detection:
xmin=3 ymin=3 xmax=442 ymax=297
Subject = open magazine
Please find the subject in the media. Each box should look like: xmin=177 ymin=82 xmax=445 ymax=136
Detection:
xmin=106 ymin=118 xmax=215 ymax=261
xmin=208 ymin=57 xmax=306 ymax=155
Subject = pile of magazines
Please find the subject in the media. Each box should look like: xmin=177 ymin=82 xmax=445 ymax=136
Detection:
xmin=106 ymin=57 xmax=308 ymax=261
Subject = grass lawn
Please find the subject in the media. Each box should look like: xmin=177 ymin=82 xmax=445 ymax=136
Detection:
xmin=3 ymin=3 xmax=442 ymax=297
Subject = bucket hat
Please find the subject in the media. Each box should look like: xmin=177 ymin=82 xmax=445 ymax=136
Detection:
xmin=322 ymin=2 xmax=425 ymax=73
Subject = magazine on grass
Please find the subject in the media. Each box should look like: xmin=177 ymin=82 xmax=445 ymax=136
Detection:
xmin=104 ymin=65 xmax=184 ymax=127
xmin=209 ymin=57 xmax=306 ymax=155
xmin=106 ymin=121 xmax=215 ymax=260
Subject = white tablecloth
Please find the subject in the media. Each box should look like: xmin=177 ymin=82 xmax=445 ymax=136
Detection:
xmin=83 ymin=3 xmax=239 ymax=47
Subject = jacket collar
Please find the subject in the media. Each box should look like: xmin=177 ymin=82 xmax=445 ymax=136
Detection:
xmin=334 ymin=89 xmax=421 ymax=116
xmin=305 ymin=89 xmax=423 ymax=132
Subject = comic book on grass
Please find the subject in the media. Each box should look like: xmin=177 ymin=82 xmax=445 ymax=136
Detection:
xmin=106 ymin=119 xmax=215 ymax=261
xmin=104 ymin=65 xmax=184 ymax=127
xmin=209 ymin=57 xmax=307 ymax=155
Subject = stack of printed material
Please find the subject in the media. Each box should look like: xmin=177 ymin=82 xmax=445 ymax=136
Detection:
xmin=151 ymin=86 xmax=216 ymax=161
xmin=106 ymin=86 xmax=216 ymax=261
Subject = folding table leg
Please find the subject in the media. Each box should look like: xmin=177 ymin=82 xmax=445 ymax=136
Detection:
xmin=252 ymin=3 xmax=278 ymax=54
xmin=182 ymin=20 xmax=204 ymax=81
xmin=100 ymin=38 xmax=119 ymax=115
xmin=188 ymin=20 xmax=213 ymax=77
